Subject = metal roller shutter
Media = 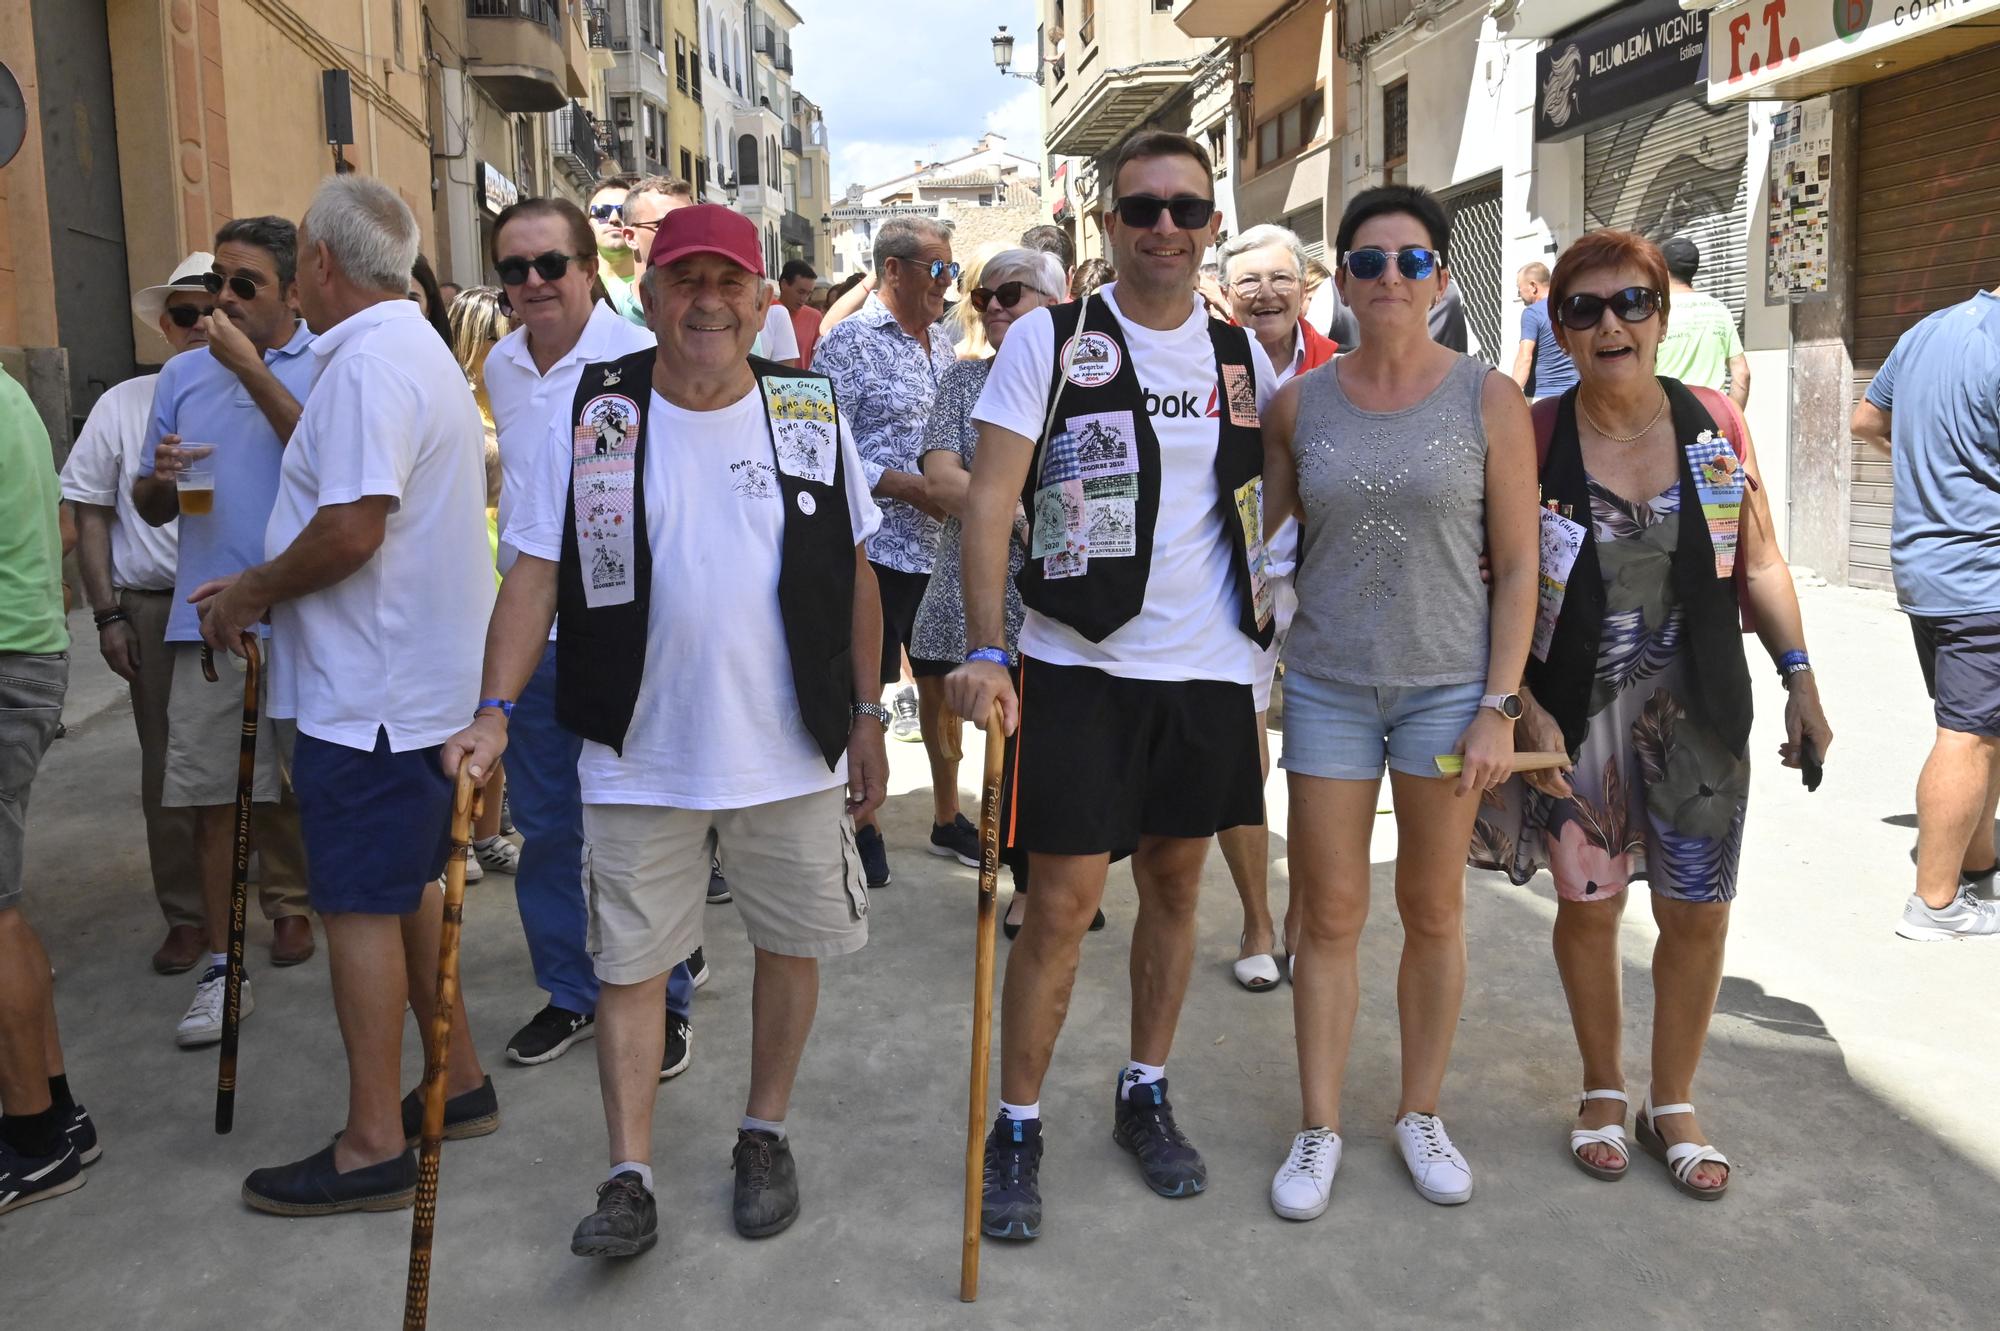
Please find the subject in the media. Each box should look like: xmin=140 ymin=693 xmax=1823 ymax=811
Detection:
xmin=1439 ymin=175 xmax=1503 ymax=366
xmin=1284 ymin=201 xmax=1326 ymax=260
xmin=1849 ymin=43 xmax=2000 ymax=592
xmin=1583 ymin=99 xmax=1750 ymax=328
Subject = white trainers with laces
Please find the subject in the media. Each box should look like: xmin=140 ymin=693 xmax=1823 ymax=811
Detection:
xmin=175 ymin=966 xmax=255 ymax=1048
xmin=462 ymin=845 xmax=484 ymax=883
xmin=1270 ymin=1127 xmax=1341 ymax=1221
xmin=1394 ymin=1111 xmax=1472 ymax=1205
xmin=1895 ymin=887 xmax=2000 ymax=941
xmin=474 ymin=837 xmax=519 ymax=875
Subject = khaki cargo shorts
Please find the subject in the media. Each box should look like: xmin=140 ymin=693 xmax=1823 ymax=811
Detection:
xmin=582 ymin=785 xmax=868 ymax=985
xmin=163 ymin=640 xmax=287 ymax=807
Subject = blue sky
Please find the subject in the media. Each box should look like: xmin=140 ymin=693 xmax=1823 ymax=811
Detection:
xmin=790 ymin=0 xmax=1042 ymax=192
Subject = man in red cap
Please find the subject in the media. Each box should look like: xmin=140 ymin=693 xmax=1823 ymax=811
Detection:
xmin=445 ymin=204 xmax=890 ymax=1257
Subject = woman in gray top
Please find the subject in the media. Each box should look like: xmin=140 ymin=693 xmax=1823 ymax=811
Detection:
xmin=1258 ymin=186 xmax=1539 ymax=1222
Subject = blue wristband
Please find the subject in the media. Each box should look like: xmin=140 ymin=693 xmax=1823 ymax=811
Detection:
xmin=965 ymin=647 xmax=1010 ymax=667
xmin=1777 ymin=650 xmax=1810 ymax=678
xmin=477 ymin=697 xmax=515 ymax=719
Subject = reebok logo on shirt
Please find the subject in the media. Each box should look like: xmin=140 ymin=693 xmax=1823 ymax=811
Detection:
xmin=1143 ymin=387 xmax=1204 ymax=419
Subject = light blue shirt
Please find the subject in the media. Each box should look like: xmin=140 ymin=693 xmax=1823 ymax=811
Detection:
xmin=140 ymin=321 xmax=317 ymax=641
xmin=1521 ymin=299 xmax=1578 ymax=398
xmin=1867 ymin=290 xmax=2000 ymax=617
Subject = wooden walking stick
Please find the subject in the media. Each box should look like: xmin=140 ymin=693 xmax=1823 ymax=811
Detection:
xmin=200 ymin=635 xmax=259 ymax=1136
xmin=960 ymin=700 xmax=1008 ymax=1303
xmin=404 ymin=767 xmax=479 ymax=1331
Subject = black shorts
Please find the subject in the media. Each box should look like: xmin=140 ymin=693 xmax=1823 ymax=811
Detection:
xmin=909 ymin=655 xmax=957 ymax=679
xmin=1911 ymin=611 xmax=2000 ymax=737
xmin=872 ymin=563 xmax=931 ymax=686
xmin=1003 ymin=656 xmax=1263 ymax=859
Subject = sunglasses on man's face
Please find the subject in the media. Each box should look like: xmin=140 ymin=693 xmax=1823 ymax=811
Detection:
xmin=1556 ymin=286 xmax=1662 ymax=331
xmin=1341 ymin=247 xmax=1439 ymax=282
xmin=1114 ymin=195 xmax=1217 ymax=231
xmin=969 ymin=282 xmax=1045 ymax=313
xmin=588 ymin=202 xmax=624 ymax=222
xmin=495 ymin=251 xmax=579 ymax=286
xmin=165 ymin=304 xmax=217 ymax=329
xmin=202 ymin=271 xmax=268 ymax=301
xmin=895 ymin=257 xmax=960 ymax=283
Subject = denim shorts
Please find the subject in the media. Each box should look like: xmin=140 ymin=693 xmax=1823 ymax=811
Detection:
xmin=0 ymin=653 xmax=68 ymax=910
xmin=1277 ymin=671 xmax=1484 ymax=781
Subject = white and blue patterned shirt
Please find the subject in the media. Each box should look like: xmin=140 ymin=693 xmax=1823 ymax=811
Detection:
xmin=810 ymin=293 xmax=956 ymax=574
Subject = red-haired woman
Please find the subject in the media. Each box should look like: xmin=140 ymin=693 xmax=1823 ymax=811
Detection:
xmin=1474 ymin=229 xmax=1832 ymax=1199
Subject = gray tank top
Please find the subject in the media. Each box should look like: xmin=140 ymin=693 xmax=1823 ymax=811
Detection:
xmin=1283 ymin=354 xmax=1493 ymax=687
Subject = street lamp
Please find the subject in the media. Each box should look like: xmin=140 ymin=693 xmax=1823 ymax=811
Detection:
xmin=991 ymin=25 xmax=1042 ymax=84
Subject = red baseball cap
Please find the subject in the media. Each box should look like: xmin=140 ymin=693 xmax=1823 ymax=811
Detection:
xmin=646 ymin=204 xmax=765 ymax=277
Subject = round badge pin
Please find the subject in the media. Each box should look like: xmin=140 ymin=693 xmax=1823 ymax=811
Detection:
xmin=797 ymin=491 xmax=817 ymax=516
xmin=1061 ymin=331 xmax=1120 ymax=388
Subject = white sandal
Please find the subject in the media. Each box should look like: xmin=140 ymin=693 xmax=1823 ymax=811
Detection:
xmin=1232 ymin=934 xmax=1281 ymax=992
xmin=1568 ymin=1088 xmax=1630 ymax=1181
xmin=1636 ymin=1090 xmax=1731 ymax=1200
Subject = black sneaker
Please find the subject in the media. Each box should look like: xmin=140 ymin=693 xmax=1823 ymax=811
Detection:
xmin=506 ymin=1004 xmax=595 ymax=1065
xmin=707 ymin=856 xmax=731 ymax=904
xmin=242 ymin=1142 xmax=416 ymax=1216
xmin=399 ymin=1075 xmax=501 ymax=1147
xmin=64 ymin=1104 xmax=101 ymax=1167
xmin=981 ymin=1115 xmax=1043 ymax=1241
xmin=1112 ymin=1077 xmax=1207 ymax=1198
xmin=570 ymin=1171 xmax=658 ymax=1258
xmin=660 ymin=1015 xmax=692 ymax=1080
xmin=854 ymin=823 xmax=891 ymax=889
xmin=687 ymin=947 xmax=709 ymax=989
xmin=732 ymin=1130 xmax=800 ymax=1238
xmin=0 ymin=1135 xmax=82 ymax=1216
xmin=928 ymin=813 xmax=981 ymax=868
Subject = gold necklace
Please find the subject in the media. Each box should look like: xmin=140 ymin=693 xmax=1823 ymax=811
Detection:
xmin=1578 ymin=389 xmax=1668 ymax=443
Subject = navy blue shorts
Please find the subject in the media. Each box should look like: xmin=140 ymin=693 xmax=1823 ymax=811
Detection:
xmin=293 ymin=728 xmax=454 ymax=915
xmin=1911 ymin=612 xmax=2000 ymax=738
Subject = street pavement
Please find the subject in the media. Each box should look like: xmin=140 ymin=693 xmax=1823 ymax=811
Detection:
xmin=5 ymin=579 xmax=1996 ymax=1328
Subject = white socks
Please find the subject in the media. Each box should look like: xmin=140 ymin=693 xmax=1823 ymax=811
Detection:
xmin=1120 ymin=1061 xmax=1165 ymax=1099
xmin=742 ymin=1114 xmax=786 ymax=1140
xmin=206 ymin=951 xmax=229 ymax=974
xmin=999 ymin=1100 xmax=1040 ymax=1122
xmin=609 ymin=1160 xmax=653 ymax=1192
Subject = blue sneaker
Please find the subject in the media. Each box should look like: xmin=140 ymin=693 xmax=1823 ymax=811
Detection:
xmin=64 ymin=1104 xmax=100 ymax=1167
xmin=1112 ymin=1077 xmax=1206 ymax=1198
xmin=0 ymin=1135 xmax=83 ymax=1216
xmin=854 ymin=823 xmax=891 ymax=889
xmin=981 ymin=1115 xmax=1042 ymax=1240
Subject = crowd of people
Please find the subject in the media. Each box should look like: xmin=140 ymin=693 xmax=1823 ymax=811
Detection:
xmin=1 ymin=127 xmax=1995 ymax=1265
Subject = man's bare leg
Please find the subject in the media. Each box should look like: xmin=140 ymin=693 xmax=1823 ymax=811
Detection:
xmin=999 ymin=852 xmax=1110 ymax=1104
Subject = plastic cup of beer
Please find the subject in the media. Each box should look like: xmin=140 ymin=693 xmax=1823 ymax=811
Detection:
xmin=177 ymin=450 xmax=215 ymax=515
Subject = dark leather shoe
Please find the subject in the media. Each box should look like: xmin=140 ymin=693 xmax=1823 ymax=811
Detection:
xmin=242 ymin=1142 xmax=416 ymax=1216
xmin=732 ymin=1130 xmax=800 ymax=1238
xmin=152 ymin=924 xmax=205 ymax=975
xmin=269 ymin=915 xmax=315 ymax=966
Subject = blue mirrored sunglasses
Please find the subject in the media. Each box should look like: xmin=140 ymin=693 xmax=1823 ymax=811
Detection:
xmin=1342 ymin=247 xmax=1440 ymax=281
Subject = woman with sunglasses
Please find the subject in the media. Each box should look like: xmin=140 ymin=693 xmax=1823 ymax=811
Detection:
xmin=1472 ymin=230 xmax=1831 ymax=1201
xmin=1260 ymin=185 xmax=1539 ymax=1220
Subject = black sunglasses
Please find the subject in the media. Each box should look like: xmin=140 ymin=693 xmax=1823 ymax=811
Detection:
xmin=1556 ymin=286 xmax=1661 ymax=331
xmin=1114 ymin=194 xmax=1217 ymax=230
xmin=202 ymin=271 xmax=267 ymax=301
xmin=969 ymin=282 xmax=1045 ymax=313
xmin=165 ymin=304 xmax=217 ymax=329
xmin=588 ymin=202 xmax=624 ymax=222
xmin=1342 ymin=247 xmax=1439 ymax=282
xmin=495 ymin=251 xmax=579 ymax=286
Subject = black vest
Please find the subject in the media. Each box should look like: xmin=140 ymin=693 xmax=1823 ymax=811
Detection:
xmin=556 ymin=350 xmax=857 ymax=767
xmin=1014 ymin=298 xmax=1274 ymax=648
xmin=1527 ymin=378 xmax=1754 ymax=758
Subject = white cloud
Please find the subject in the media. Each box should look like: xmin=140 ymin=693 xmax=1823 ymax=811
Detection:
xmin=984 ymin=84 xmax=1042 ymax=149
xmin=835 ymin=138 xmax=976 ymax=194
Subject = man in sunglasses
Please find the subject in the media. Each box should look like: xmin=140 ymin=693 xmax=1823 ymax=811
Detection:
xmin=811 ymin=217 xmax=965 ymax=887
xmin=588 ymin=176 xmax=641 ymax=323
xmin=947 ymin=129 xmax=1279 ymax=1240
xmin=59 ymin=253 xmax=214 ymax=975
xmin=131 ymin=216 xmax=318 ymax=1043
xmin=1511 ymin=260 xmax=1578 ymax=401
xmin=613 ymin=176 xmax=698 ymax=330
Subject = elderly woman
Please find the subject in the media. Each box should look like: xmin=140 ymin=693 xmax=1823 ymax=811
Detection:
xmin=1212 ymin=224 xmax=1338 ymax=991
xmin=914 ymin=246 xmax=1091 ymax=937
xmin=1261 ymin=186 xmax=1539 ymax=1220
xmin=1473 ymin=229 xmax=1833 ymax=1200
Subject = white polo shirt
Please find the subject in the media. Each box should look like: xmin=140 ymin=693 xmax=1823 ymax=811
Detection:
xmin=59 ymin=374 xmax=179 ymax=591
xmin=264 ymin=299 xmax=495 ymax=752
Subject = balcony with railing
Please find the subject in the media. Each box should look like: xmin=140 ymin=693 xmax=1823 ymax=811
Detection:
xmin=780 ymin=210 xmax=812 ymax=247
xmin=782 ymin=124 xmax=803 ymax=156
xmin=550 ymin=100 xmax=603 ymax=187
xmin=468 ymin=0 xmax=568 ymax=112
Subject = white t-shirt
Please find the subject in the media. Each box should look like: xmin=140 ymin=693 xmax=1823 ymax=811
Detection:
xmin=757 ymin=301 xmax=801 ymax=362
xmin=507 ymin=383 xmax=881 ymax=809
xmin=484 ymin=301 xmax=656 ymax=575
xmin=265 ymin=300 xmax=496 ymax=752
xmin=972 ymin=283 xmax=1277 ymax=684
xmin=58 ymin=373 xmax=179 ymax=591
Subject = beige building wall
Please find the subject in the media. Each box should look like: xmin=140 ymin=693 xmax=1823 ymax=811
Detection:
xmin=0 ymin=0 xmax=56 ymax=350
xmin=668 ymin=0 xmax=705 ymax=184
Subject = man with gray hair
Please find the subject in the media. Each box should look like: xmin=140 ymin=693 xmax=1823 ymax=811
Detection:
xmin=811 ymin=215 xmax=967 ymax=887
xmin=194 ymin=174 xmax=499 ymax=1216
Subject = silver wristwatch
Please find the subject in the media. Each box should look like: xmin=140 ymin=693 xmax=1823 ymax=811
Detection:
xmin=851 ymin=701 xmax=892 ymax=728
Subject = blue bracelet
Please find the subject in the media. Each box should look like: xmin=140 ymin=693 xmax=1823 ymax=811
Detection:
xmin=965 ymin=647 xmax=1011 ymax=667
xmin=1777 ymin=650 xmax=1810 ymax=678
xmin=477 ymin=697 xmax=515 ymax=719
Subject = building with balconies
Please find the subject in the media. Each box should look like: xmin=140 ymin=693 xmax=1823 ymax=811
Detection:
xmin=791 ymin=92 xmax=834 ymax=275
xmin=600 ymin=0 xmax=675 ymax=179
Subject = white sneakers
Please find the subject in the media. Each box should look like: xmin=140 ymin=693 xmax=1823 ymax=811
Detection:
xmin=1394 ymin=1111 xmax=1473 ymax=1205
xmin=175 ymin=966 xmax=254 ymax=1048
xmin=1270 ymin=1127 xmax=1341 ymax=1220
xmin=1896 ymin=887 xmax=2000 ymax=941
xmin=475 ymin=837 xmax=521 ymax=874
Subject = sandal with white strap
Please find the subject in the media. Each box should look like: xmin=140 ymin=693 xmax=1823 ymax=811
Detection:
xmin=1232 ymin=933 xmax=1281 ymax=992
xmin=1568 ymin=1089 xmax=1630 ymax=1182
xmin=1635 ymin=1090 xmax=1731 ymax=1201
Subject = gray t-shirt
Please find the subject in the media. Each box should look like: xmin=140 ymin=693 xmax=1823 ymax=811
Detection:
xmin=1867 ymin=290 xmax=2000 ymax=617
xmin=1283 ymin=354 xmax=1492 ymax=686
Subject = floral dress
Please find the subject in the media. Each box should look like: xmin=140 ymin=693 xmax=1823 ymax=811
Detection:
xmin=1472 ymin=475 xmax=1748 ymax=904
xmin=910 ymin=358 xmax=1026 ymax=665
